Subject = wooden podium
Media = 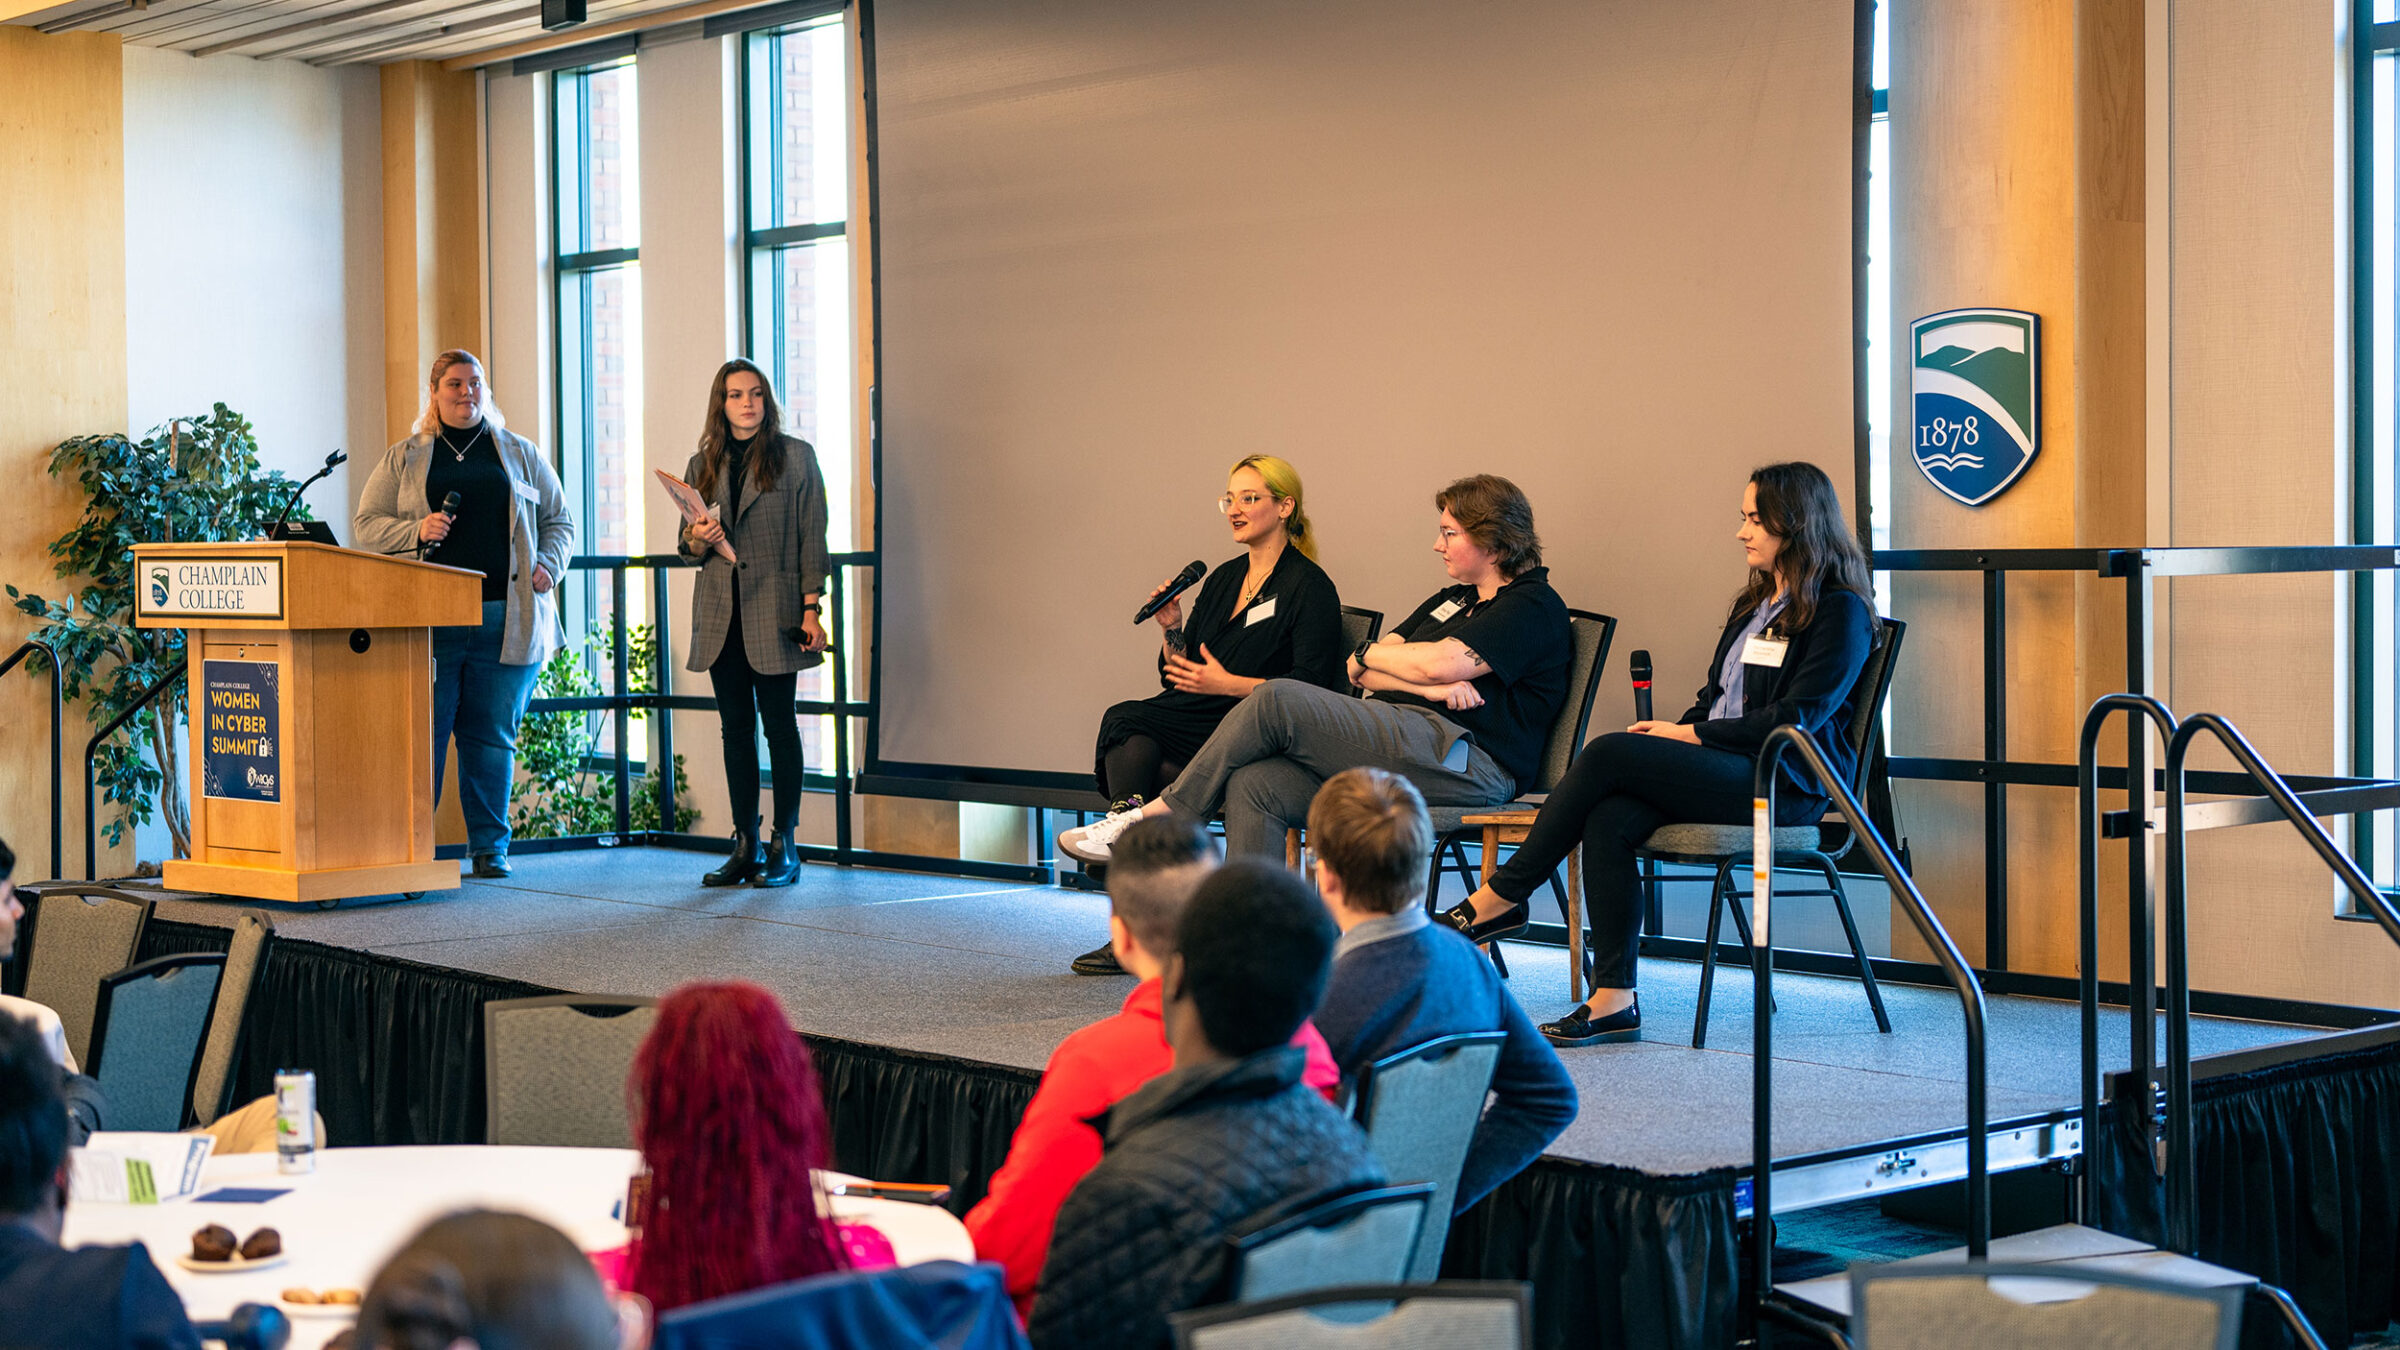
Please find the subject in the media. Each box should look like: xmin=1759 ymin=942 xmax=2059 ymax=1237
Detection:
xmin=132 ymin=541 xmax=481 ymax=903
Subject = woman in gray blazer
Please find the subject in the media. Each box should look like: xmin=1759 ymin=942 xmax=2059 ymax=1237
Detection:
xmin=353 ymin=350 xmax=574 ymax=879
xmin=678 ymin=358 xmax=831 ymax=888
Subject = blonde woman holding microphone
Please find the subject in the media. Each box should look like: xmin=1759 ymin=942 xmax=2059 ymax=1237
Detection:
xmin=678 ymin=359 xmax=831 ymax=889
xmin=354 ymin=350 xmax=573 ymax=880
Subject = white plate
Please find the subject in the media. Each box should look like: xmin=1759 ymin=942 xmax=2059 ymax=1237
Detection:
xmin=276 ymin=1299 xmax=361 ymax=1320
xmin=174 ymin=1251 xmax=289 ymax=1274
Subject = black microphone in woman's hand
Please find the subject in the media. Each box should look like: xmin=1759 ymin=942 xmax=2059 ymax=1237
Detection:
xmin=441 ymin=490 xmax=462 ymax=518
xmin=1631 ymin=649 xmax=1653 ymax=722
xmin=1133 ymin=560 xmax=1207 ymax=625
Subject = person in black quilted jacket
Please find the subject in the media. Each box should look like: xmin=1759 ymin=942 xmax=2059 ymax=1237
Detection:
xmin=1028 ymin=861 xmax=1386 ymax=1349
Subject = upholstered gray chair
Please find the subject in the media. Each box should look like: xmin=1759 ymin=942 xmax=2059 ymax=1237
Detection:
xmin=483 ymin=994 xmax=660 ymax=1147
xmin=1226 ymin=1184 xmax=1436 ymax=1305
xmin=1848 ymin=1261 xmax=2244 ymax=1350
xmin=1352 ymin=1031 xmax=1505 ymax=1281
xmin=20 ymin=886 xmax=153 ymax=1068
xmin=1171 ymin=1282 xmax=1532 ymax=1350
xmin=88 ymin=953 xmax=227 ymax=1131
xmin=191 ymin=910 xmax=274 ymax=1127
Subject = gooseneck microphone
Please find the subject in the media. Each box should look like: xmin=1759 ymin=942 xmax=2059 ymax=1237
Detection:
xmin=1133 ymin=560 xmax=1208 ymax=625
xmin=265 ymin=448 xmax=348 ymax=539
xmin=1630 ymin=649 xmax=1653 ymax=722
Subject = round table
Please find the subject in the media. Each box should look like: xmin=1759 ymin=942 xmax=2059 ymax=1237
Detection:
xmin=61 ymin=1145 xmax=976 ymax=1349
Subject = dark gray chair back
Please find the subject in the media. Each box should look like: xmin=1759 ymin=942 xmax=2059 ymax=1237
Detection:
xmin=21 ymin=887 xmax=152 ymax=1068
xmin=1171 ymin=1281 xmax=1532 ymax=1349
xmin=484 ymin=994 xmax=660 ymax=1147
xmin=1352 ymin=1031 xmax=1505 ymax=1281
xmin=1532 ymin=611 xmax=1616 ymax=795
xmin=89 ymin=953 xmax=226 ymax=1132
xmin=1849 ymin=1260 xmax=2244 ymax=1350
xmin=1227 ymin=1184 xmax=1436 ymax=1304
xmin=1818 ymin=617 xmax=1906 ymax=854
xmin=193 ymin=911 xmax=274 ymax=1126
xmin=1339 ymin=606 xmax=1384 ymax=650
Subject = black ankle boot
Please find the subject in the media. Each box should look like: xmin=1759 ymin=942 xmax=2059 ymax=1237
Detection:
xmin=703 ymin=823 xmax=762 ymax=887
xmin=754 ymin=827 xmax=801 ymax=888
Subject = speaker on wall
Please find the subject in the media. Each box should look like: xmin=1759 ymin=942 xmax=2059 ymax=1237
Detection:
xmin=540 ymin=0 xmax=584 ymax=31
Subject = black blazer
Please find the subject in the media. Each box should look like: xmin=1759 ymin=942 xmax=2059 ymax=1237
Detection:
xmin=1679 ymin=587 xmax=1876 ymax=800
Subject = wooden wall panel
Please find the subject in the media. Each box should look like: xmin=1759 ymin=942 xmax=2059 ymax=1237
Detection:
xmin=0 ymin=30 xmax=129 ymax=881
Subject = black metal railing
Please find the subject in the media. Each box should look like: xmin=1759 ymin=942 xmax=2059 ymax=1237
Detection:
xmin=2160 ymin=715 xmax=2400 ymax=1255
xmin=1751 ymin=724 xmax=1989 ymax=1326
xmin=2 ymin=641 xmax=63 ymax=881
xmin=1879 ymin=545 xmax=2400 ymax=971
xmin=84 ymin=660 xmax=185 ymax=881
xmin=523 ymin=550 xmax=875 ymax=861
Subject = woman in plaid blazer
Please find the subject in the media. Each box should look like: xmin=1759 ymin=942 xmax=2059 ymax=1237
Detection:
xmin=678 ymin=359 xmax=831 ymax=888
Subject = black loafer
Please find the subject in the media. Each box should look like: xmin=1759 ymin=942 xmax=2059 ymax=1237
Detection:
xmin=1070 ymin=943 xmax=1127 ymax=976
xmin=1437 ymin=898 xmax=1530 ymax=945
xmin=470 ymin=853 xmax=512 ymax=880
xmin=1541 ymin=998 xmax=1641 ymax=1047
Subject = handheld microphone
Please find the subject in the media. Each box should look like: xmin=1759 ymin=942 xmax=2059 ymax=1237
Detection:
xmin=265 ymin=449 xmax=348 ymax=539
xmin=417 ymin=491 xmax=463 ymax=559
xmin=1630 ymin=649 xmax=1653 ymax=722
xmin=1133 ymin=560 xmax=1207 ymax=625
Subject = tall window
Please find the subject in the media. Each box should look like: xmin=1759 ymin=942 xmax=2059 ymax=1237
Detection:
xmin=555 ymin=56 xmax=646 ymax=638
xmin=743 ymin=12 xmax=856 ymax=776
xmin=1867 ymin=1 xmax=1893 ymax=568
xmin=2365 ymin=8 xmax=2397 ymax=883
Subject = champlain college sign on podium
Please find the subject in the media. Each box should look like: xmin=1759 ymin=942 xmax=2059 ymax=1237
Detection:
xmin=132 ymin=541 xmax=481 ymax=904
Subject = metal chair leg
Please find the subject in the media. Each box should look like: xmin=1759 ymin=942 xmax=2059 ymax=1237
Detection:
xmin=1815 ymin=854 xmax=1891 ymax=1033
xmin=1720 ymin=873 xmax=1779 ymax=1016
xmin=1640 ymin=854 xmax=1663 ymax=936
xmin=1694 ymin=859 xmax=1735 ymax=1048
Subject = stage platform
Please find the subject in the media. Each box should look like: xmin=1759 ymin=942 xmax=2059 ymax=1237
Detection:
xmin=141 ymin=847 xmax=2320 ymax=1177
xmin=67 ymin=848 xmax=2389 ymax=1349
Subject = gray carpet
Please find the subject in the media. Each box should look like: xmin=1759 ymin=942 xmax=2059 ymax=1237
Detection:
xmin=143 ymin=847 xmax=2329 ymax=1176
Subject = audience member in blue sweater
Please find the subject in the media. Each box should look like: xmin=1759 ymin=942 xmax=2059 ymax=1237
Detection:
xmin=1306 ymin=767 xmax=1577 ymax=1210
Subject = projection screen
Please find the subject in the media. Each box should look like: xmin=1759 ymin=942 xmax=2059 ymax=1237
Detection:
xmin=866 ymin=0 xmax=1860 ymax=793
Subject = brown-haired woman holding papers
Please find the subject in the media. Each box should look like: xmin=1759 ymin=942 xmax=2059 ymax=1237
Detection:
xmin=677 ymin=358 xmax=830 ymax=889
xmin=1070 ymin=454 xmax=1345 ymax=975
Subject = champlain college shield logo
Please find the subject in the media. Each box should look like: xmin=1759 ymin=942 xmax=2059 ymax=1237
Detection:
xmin=148 ymin=565 xmax=172 ymax=609
xmin=1910 ymin=307 xmax=2040 ymax=507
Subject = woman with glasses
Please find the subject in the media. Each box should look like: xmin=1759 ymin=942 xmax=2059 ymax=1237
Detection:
xmin=1061 ymin=474 xmax=1570 ymax=889
xmin=1070 ymin=455 xmax=1345 ymax=975
xmin=678 ymin=359 xmax=831 ymax=890
xmin=1438 ymin=461 xmax=1876 ymax=1047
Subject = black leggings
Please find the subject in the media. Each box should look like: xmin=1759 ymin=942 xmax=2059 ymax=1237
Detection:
xmin=709 ymin=615 xmax=803 ymax=834
xmin=1099 ymin=735 xmax=1184 ymax=808
xmin=1486 ymin=731 xmax=1821 ymax=990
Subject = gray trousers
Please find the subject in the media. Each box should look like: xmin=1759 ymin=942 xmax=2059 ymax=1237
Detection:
xmin=1160 ymin=679 xmax=1517 ymax=859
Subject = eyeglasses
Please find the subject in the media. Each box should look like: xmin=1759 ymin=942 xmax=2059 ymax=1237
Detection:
xmin=1218 ymin=492 xmax=1277 ymax=514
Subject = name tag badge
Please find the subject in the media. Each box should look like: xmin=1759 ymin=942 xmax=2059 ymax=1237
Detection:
xmin=511 ymin=478 xmax=541 ymax=503
xmin=1430 ymin=598 xmax=1463 ymax=623
xmin=1244 ymin=595 xmax=1277 ymax=626
xmin=1742 ymin=634 xmax=1789 ymax=669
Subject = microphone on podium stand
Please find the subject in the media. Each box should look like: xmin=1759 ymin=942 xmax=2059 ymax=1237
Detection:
xmin=1630 ymin=649 xmax=1653 ymax=722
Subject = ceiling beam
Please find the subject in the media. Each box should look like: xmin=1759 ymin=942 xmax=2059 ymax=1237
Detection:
xmin=288 ymin=0 xmax=527 ymax=62
xmin=188 ymin=0 xmax=454 ymax=56
xmin=438 ymin=0 xmax=753 ymax=69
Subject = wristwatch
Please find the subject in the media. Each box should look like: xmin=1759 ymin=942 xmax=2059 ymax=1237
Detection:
xmin=800 ymin=603 xmax=822 ymax=614
xmin=1351 ymin=640 xmax=1374 ymax=684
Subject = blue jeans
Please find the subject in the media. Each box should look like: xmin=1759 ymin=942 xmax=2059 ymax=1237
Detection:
xmin=432 ymin=599 xmax=541 ymax=858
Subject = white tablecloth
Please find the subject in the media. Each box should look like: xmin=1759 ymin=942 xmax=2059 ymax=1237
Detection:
xmin=61 ymin=1145 xmax=976 ymax=1349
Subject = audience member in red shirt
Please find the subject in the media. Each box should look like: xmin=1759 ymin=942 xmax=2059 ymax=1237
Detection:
xmin=965 ymin=817 xmax=1339 ymax=1316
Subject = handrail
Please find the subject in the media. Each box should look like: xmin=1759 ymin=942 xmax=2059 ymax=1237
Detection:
xmin=2160 ymin=714 xmax=2400 ymax=1254
xmin=2075 ymin=693 xmax=2179 ymax=1222
xmin=84 ymin=659 xmax=185 ymax=880
xmin=0 ymin=641 xmax=64 ymax=880
xmin=1753 ymin=724 xmax=1990 ymax=1313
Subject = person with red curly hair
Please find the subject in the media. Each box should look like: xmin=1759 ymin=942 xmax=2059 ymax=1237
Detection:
xmin=621 ymin=981 xmax=892 ymax=1313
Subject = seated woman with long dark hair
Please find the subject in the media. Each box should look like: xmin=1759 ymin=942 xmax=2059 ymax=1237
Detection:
xmin=1440 ymin=461 xmax=1877 ymax=1047
xmin=621 ymin=981 xmax=890 ymax=1313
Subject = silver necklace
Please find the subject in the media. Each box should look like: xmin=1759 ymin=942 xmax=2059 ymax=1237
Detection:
xmin=443 ymin=424 xmax=486 ymax=462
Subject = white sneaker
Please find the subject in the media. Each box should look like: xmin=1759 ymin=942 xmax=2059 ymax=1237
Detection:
xmin=1058 ymin=806 xmax=1147 ymax=864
